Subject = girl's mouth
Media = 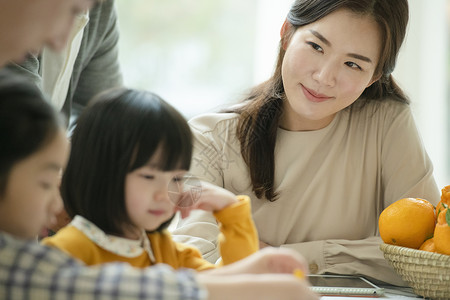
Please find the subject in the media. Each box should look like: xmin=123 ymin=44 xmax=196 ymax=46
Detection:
xmin=148 ymin=210 xmax=165 ymax=216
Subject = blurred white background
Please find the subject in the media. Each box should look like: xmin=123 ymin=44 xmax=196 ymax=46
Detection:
xmin=116 ymin=0 xmax=450 ymax=188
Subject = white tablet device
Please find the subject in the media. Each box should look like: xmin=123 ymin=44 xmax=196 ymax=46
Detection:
xmin=308 ymin=274 xmax=385 ymax=297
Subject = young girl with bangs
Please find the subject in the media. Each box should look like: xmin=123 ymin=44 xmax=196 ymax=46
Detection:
xmin=42 ymin=88 xmax=259 ymax=270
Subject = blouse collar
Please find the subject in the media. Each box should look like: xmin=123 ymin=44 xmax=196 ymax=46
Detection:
xmin=71 ymin=215 xmax=155 ymax=262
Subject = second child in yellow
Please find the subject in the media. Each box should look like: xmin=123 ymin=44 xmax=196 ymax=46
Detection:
xmin=42 ymin=88 xmax=258 ymax=270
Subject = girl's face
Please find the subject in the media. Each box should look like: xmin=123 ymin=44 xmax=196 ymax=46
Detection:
xmin=0 ymin=130 xmax=70 ymax=239
xmin=280 ymin=9 xmax=381 ymax=131
xmin=124 ymin=149 xmax=185 ymax=239
xmin=0 ymin=0 xmax=94 ymax=66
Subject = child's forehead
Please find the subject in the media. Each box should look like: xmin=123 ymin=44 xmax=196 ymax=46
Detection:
xmin=139 ymin=163 xmax=186 ymax=174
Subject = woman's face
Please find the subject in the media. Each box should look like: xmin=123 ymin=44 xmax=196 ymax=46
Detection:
xmin=0 ymin=130 xmax=70 ymax=239
xmin=280 ymin=9 xmax=381 ymax=131
xmin=0 ymin=0 xmax=94 ymax=66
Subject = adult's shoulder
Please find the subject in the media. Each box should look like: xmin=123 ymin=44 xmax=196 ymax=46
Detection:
xmin=189 ymin=112 xmax=240 ymax=135
xmin=91 ymin=0 xmax=116 ymax=15
xmin=81 ymin=0 xmax=117 ymax=45
xmin=352 ymin=97 xmax=411 ymax=120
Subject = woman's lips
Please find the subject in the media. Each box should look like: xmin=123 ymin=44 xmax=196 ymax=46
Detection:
xmin=301 ymin=85 xmax=333 ymax=103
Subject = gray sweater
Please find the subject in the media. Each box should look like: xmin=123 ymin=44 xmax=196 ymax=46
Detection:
xmin=6 ymin=0 xmax=123 ymax=128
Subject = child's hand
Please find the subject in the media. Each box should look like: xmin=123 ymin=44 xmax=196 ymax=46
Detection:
xmin=175 ymin=181 xmax=237 ymax=218
xmin=201 ymin=247 xmax=310 ymax=276
xmin=229 ymin=247 xmax=310 ymax=276
xmin=199 ymin=248 xmax=317 ymax=300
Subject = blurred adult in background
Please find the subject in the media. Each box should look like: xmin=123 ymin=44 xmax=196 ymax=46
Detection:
xmin=5 ymin=0 xmax=123 ymax=234
xmin=6 ymin=0 xmax=122 ymax=131
xmin=0 ymin=0 xmax=94 ymax=67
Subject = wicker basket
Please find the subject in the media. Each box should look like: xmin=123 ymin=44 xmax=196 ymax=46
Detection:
xmin=380 ymin=243 xmax=450 ymax=300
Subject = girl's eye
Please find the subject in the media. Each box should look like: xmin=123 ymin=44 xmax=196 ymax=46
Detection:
xmin=140 ymin=174 xmax=155 ymax=180
xmin=345 ymin=61 xmax=362 ymax=71
xmin=306 ymin=41 xmax=323 ymax=53
xmin=172 ymin=176 xmax=184 ymax=183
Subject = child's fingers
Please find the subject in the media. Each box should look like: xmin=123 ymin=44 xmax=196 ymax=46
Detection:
xmin=175 ymin=206 xmax=192 ymax=219
xmin=191 ymin=200 xmax=216 ymax=212
xmin=260 ymin=247 xmax=309 ymax=275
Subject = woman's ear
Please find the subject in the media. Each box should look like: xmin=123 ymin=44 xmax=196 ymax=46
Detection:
xmin=367 ymin=73 xmax=382 ymax=87
xmin=280 ymin=19 xmax=291 ymax=50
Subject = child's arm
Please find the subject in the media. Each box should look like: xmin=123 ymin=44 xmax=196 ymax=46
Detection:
xmin=176 ymin=182 xmax=259 ymax=265
xmin=199 ymin=273 xmax=316 ymax=300
xmin=176 ymin=181 xmax=238 ymax=218
xmin=198 ymin=247 xmax=319 ymax=300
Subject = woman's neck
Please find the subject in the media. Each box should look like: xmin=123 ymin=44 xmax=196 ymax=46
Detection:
xmin=279 ymin=110 xmax=336 ymax=131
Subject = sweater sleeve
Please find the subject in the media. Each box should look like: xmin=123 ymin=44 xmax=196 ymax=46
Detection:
xmin=380 ymin=103 xmax=439 ymax=207
xmin=280 ymin=237 xmax=406 ymax=286
xmin=68 ymin=0 xmax=123 ymax=127
xmin=172 ymin=196 xmax=258 ymax=267
xmin=213 ymin=195 xmax=259 ymax=265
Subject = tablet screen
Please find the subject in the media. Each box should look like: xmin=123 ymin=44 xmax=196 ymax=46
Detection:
xmin=309 ymin=275 xmax=376 ymax=288
xmin=308 ymin=275 xmax=384 ymax=297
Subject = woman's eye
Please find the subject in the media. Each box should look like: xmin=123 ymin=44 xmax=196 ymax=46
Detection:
xmin=306 ymin=42 xmax=323 ymax=52
xmin=39 ymin=182 xmax=52 ymax=190
xmin=345 ymin=61 xmax=362 ymax=70
xmin=140 ymin=174 xmax=155 ymax=180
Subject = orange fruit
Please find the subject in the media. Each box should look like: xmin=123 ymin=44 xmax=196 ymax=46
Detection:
xmin=434 ymin=208 xmax=450 ymax=255
xmin=419 ymin=237 xmax=436 ymax=253
xmin=379 ymin=198 xmax=436 ymax=249
xmin=441 ymin=185 xmax=450 ymax=205
xmin=436 ymin=200 xmax=448 ymax=218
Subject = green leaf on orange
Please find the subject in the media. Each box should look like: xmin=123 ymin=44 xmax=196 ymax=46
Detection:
xmin=446 ymin=208 xmax=450 ymax=227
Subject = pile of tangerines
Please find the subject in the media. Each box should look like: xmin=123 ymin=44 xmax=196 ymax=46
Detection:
xmin=379 ymin=185 xmax=450 ymax=255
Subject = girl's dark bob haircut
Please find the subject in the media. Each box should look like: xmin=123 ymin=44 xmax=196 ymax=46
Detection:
xmin=0 ymin=69 xmax=64 ymax=195
xmin=62 ymin=88 xmax=193 ymax=235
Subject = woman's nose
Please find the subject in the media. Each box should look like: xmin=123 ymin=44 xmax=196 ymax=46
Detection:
xmin=312 ymin=61 xmax=337 ymax=87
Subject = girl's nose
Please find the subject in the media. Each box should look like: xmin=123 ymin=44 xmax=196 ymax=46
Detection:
xmin=50 ymin=188 xmax=64 ymax=216
xmin=154 ymin=187 xmax=171 ymax=203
